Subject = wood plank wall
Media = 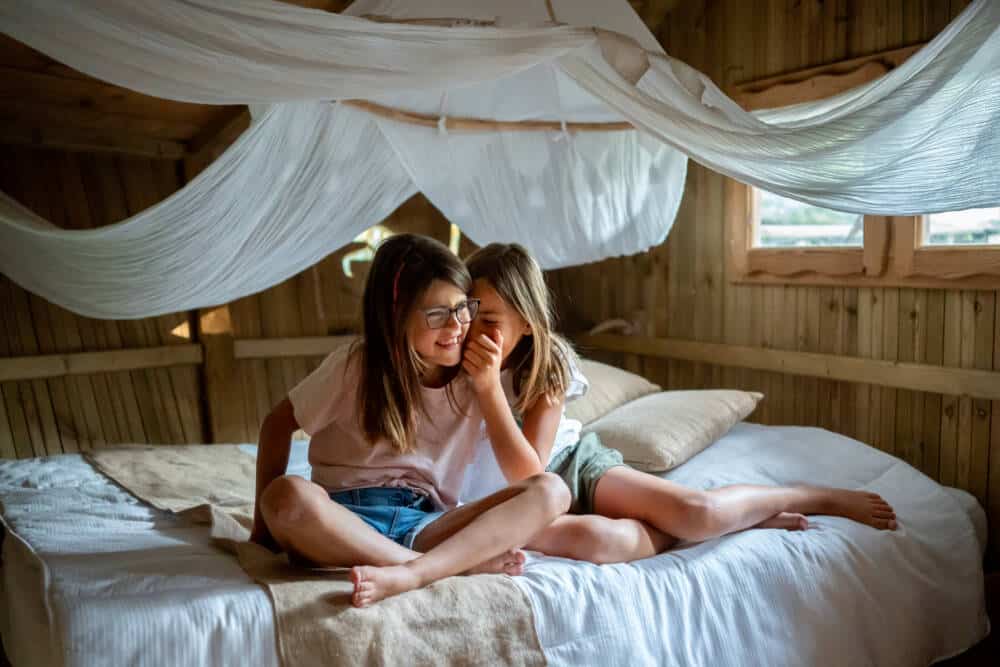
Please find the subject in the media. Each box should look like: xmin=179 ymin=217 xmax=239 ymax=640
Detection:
xmin=0 ymin=0 xmax=994 ymax=560
xmin=550 ymin=0 xmax=999 ymax=558
xmin=0 ymin=142 xmax=460 ymax=448
xmin=0 ymin=146 xmax=204 ymax=452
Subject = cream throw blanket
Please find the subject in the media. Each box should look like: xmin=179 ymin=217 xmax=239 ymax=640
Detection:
xmin=87 ymin=445 xmax=545 ymax=667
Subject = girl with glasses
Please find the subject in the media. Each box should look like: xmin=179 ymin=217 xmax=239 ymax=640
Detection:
xmin=459 ymin=243 xmax=897 ymax=565
xmin=250 ymin=234 xmax=570 ymax=607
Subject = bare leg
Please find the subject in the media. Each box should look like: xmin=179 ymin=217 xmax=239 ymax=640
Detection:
xmin=593 ymin=467 xmax=896 ymax=543
xmin=261 ymin=475 xmax=419 ymax=567
xmin=524 ymin=514 xmax=675 ymax=564
xmin=349 ymin=472 xmax=570 ymax=606
xmin=262 ymin=476 xmax=531 ymax=577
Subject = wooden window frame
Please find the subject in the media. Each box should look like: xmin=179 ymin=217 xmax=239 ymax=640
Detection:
xmin=894 ymin=215 xmax=1000 ymax=283
xmin=725 ymin=44 xmax=1000 ymax=290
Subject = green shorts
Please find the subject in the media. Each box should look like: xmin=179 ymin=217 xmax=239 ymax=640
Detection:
xmin=545 ymin=432 xmax=626 ymax=515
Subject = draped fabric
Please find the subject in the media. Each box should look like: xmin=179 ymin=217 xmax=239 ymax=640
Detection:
xmin=0 ymin=0 xmax=997 ymax=318
xmin=559 ymin=0 xmax=1000 ymax=214
xmin=0 ymin=104 xmax=416 ymax=318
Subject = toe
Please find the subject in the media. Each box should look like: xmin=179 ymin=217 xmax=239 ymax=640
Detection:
xmin=873 ymin=518 xmax=895 ymax=530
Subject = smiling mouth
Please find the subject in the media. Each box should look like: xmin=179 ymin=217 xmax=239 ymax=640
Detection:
xmin=436 ymin=337 xmax=460 ymax=348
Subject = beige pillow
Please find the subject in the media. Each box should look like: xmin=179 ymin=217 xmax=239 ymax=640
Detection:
xmin=582 ymin=390 xmax=763 ymax=472
xmin=565 ymin=359 xmax=661 ymax=425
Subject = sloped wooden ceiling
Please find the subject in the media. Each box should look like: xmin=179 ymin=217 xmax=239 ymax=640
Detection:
xmin=0 ymin=0 xmax=676 ymax=159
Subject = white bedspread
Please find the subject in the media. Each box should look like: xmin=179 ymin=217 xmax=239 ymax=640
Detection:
xmin=0 ymin=424 xmax=988 ymax=666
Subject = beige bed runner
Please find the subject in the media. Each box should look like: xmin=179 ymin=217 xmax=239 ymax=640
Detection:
xmin=88 ymin=445 xmax=545 ymax=667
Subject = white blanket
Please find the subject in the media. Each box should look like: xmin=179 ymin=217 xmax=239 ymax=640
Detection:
xmin=0 ymin=424 xmax=988 ymax=666
xmin=518 ymin=423 xmax=989 ymax=666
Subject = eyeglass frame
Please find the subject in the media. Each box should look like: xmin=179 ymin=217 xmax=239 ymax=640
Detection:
xmin=419 ymin=299 xmax=480 ymax=329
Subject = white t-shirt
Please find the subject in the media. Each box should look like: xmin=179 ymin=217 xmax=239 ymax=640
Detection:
xmin=289 ymin=344 xmax=482 ymax=511
xmin=459 ymin=358 xmax=588 ymax=503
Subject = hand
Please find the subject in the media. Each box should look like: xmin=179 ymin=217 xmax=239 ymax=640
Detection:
xmin=462 ymin=329 xmax=504 ymax=395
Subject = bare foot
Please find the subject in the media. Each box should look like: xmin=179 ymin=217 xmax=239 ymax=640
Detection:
xmin=350 ymin=564 xmax=421 ymax=608
xmin=814 ymin=488 xmax=898 ymax=530
xmin=465 ymin=549 xmax=526 ymax=576
xmin=755 ymin=512 xmax=809 ymax=531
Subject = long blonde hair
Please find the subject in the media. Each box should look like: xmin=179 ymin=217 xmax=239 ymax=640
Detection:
xmin=465 ymin=243 xmax=575 ymax=413
xmin=356 ymin=234 xmax=470 ymax=453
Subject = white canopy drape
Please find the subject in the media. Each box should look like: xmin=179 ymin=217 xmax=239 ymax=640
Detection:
xmin=0 ymin=0 xmax=997 ymax=318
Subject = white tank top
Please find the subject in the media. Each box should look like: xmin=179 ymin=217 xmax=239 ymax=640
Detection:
xmin=459 ymin=357 xmax=588 ymax=503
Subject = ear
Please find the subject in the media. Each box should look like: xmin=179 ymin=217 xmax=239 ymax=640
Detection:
xmin=522 ymin=321 xmax=532 ymax=337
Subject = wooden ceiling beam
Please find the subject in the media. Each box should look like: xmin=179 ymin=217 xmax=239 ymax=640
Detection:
xmin=0 ymin=66 xmax=225 ymax=125
xmin=0 ymin=123 xmax=186 ymax=159
xmin=184 ymin=107 xmax=252 ymax=178
xmin=0 ymin=100 xmax=202 ymax=142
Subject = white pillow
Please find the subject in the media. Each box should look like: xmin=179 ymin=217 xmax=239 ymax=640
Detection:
xmin=564 ymin=359 xmax=660 ymax=425
xmin=582 ymin=390 xmax=763 ymax=472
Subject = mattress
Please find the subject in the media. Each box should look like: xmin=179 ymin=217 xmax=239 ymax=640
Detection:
xmin=0 ymin=424 xmax=989 ymax=666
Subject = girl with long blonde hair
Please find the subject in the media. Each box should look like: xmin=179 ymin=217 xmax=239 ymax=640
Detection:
xmin=460 ymin=243 xmax=897 ymax=563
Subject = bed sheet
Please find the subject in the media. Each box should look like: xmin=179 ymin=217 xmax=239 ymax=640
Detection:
xmin=518 ymin=423 xmax=989 ymax=666
xmin=0 ymin=424 xmax=988 ymax=666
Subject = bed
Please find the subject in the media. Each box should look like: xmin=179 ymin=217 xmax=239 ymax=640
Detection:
xmin=0 ymin=422 xmax=989 ymax=666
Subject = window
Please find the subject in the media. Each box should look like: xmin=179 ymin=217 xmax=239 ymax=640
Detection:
xmin=894 ymin=213 xmax=1000 ymax=286
xmin=755 ymin=190 xmax=863 ymax=248
xmin=923 ymin=208 xmax=1000 ymax=247
xmin=726 ymin=180 xmax=888 ymax=283
xmin=726 ymin=44 xmax=999 ymax=289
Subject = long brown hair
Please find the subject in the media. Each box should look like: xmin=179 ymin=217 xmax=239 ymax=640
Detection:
xmin=356 ymin=233 xmax=471 ymax=453
xmin=465 ymin=243 xmax=574 ymax=414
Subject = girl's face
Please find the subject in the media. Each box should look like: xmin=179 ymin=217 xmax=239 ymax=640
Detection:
xmin=468 ymin=278 xmax=531 ymax=367
xmin=406 ymin=279 xmax=472 ymax=370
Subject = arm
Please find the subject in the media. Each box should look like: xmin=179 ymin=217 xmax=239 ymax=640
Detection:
xmin=249 ymin=397 xmax=299 ymax=549
xmin=464 ymin=332 xmax=562 ymax=482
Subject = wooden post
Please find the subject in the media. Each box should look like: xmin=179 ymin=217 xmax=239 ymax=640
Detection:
xmin=198 ymin=306 xmax=248 ymax=444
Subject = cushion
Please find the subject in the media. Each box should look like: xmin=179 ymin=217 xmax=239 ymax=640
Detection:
xmin=564 ymin=359 xmax=660 ymax=425
xmin=582 ymin=390 xmax=763 ymax=472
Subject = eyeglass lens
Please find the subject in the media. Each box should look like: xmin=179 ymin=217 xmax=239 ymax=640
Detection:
xmin=426 ymin=300 xmax=479 ymax=329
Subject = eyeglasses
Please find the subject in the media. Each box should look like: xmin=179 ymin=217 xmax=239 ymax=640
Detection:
xmin=421 ymin=299 xmax=480 ymax=329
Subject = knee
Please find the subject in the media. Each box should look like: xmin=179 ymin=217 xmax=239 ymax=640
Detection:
xmin=678 ymin=490 xmax=720 ymax=540
xmin=524 ymin=472 xmax=571 ymax=518
xmin=260 ymin=475 xmax=316 ymax=526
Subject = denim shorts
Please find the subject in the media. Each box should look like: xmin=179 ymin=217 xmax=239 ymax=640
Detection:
xmin=328 ymin=487 xmax=444 ymax=550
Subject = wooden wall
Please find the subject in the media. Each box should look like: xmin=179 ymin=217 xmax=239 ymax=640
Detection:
xmin=551 ymin=0 xmax=999 ymax=558
xmin=0 ymin=143 xmax=460 ymax=449
xmin=1 ymin=0 xmax=995 ymax=560
xmin=0 ymin=147 xmax=204 ymax=454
